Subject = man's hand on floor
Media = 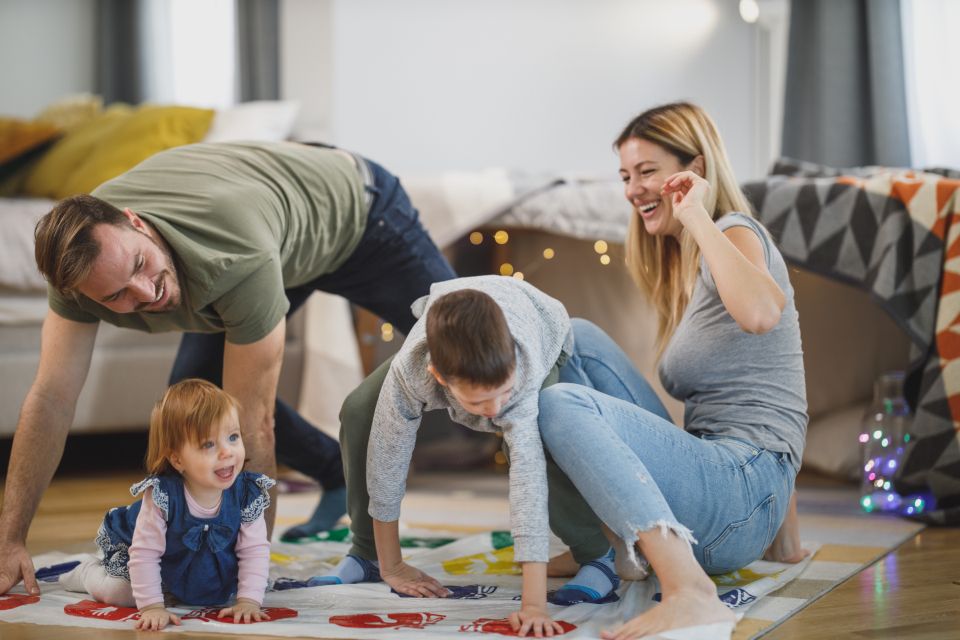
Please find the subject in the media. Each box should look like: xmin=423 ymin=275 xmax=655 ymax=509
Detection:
xmin=0 ymin=539 xmax=39 ymax=595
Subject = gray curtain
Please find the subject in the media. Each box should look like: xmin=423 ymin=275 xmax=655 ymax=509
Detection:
xmin=781 ymin=0 xmax=911 ymax=168
xmin=96 ymin=0 xmax=147 ymax=105
xmin=236 ymin=0 xmax=280 ymax=101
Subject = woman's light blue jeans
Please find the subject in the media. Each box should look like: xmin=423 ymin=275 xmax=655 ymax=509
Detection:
xmin=544 ymin=319 xmax=795 ymax=574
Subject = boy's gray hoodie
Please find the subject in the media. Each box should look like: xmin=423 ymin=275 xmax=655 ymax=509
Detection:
xmin=366 ymin=275 xmax=573 ymax=563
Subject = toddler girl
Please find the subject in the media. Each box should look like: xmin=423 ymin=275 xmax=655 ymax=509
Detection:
xmin=60 ymin=379 xmax=274 ymax=630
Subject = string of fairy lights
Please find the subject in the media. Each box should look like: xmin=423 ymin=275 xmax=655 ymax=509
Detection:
xmin=856 ymin=372 xmax=930 ymax=516
xmin=377 ymin=228 xmax=615 ymax=344
xmin=470 ymin=228 xmax=614 ymax=279
xmin=858 ymin=423 xmax=927 ymax=516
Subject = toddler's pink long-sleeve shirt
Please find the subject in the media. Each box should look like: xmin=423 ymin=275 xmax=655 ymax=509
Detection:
xmin=126 ymin=486 xmax=270 ymax=609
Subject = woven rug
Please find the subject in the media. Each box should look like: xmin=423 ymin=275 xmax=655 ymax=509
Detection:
xmin=0 ymin=482 xmax=923 ymax=639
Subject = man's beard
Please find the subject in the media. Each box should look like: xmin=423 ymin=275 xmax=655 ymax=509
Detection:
xmin=142 ymin=234 xmax=182 ymax=313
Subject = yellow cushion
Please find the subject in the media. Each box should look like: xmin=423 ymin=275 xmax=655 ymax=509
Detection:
xmin=23 ymin=104 xmax=214 ymax=199
xmin=0 ymin=117 xmax=61 ymax=164
xmin=21 ymin=106 xmax=132 ymax=198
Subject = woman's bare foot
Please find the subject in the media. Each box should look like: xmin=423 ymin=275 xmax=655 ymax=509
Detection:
xmin=763 ymin=534 xmax=810 ymax=563
xmin=546 ymin=550 xmax=578 ymax=577
xmin=763 ymin=490 xmax=810 ymax=563
xmin=600 ymin=583 xmax=735 ymax=640
xmin=604 ymin=521 xmax=737 ymax=639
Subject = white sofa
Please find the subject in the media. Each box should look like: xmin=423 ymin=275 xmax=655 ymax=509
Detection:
xmin=0 ymin=290 xmax=305 ymax=436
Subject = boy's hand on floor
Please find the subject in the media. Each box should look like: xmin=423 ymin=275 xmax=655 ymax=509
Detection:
xmin=510 ymin=604 xmax=565 ymax=637
xmin=381 ymin=561 xmax=450 ymax=598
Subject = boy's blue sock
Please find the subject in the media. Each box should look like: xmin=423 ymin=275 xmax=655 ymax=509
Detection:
xmin=549 ymin=548 xmax=620 ymax=605
xmin=280 ymin=485 xmax=347 ymax=541
xmin=308 ymin=554 xmax=381 ymax=586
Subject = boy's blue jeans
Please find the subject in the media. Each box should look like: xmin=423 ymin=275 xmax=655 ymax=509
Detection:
xmin=542 ymin=319 xmax=795 ymax=574
xmin=169 ymin=155 xmax=456 ymax=492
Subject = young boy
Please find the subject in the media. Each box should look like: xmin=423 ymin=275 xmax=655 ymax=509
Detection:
xmin=313 ymin=276 xmax=632 ymax=636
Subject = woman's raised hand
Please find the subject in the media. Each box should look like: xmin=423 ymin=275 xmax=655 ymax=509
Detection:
xmin=661 ymin=171 xmax=710 ymax=226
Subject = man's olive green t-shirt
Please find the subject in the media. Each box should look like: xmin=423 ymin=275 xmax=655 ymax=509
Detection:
xmin=48 ymin=141 xmax=368 ymax=344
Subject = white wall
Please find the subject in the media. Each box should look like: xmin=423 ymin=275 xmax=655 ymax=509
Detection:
xmin=2 ymin=0 xmax=767 ymax=179
xmin=283 ymin=0 xmax=763 ymax=179
xmin=0 ymin=0 xmax=96 ymax=118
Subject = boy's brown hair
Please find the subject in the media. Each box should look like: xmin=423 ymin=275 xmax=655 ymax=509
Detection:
xmin=34 ymin=194 xmax=129 ymax=296
xmin=425 ymin=289 xmax=516 ymax=387
xmin=145 ymin=379 xmax=240 ymax=476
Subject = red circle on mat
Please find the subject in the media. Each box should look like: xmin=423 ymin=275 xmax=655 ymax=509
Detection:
xmin=63 ymin=599 xmax=140 ymax=621
xmin=330 ymin=612 xmax=446 ymax=629
xmin=0 ymin=594 xmax=40 ymax=610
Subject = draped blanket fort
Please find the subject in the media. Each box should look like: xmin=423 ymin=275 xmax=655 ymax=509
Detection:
xmin=743 ymin=160 xmax=960 ymax=524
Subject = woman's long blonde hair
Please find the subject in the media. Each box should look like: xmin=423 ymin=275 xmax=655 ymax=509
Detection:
xmin=615 ymin=102 xmax=753 ymax=357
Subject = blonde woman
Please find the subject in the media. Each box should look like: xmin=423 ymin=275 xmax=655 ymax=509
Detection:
xmin=538 ymin=102 xmax=807 ymax=639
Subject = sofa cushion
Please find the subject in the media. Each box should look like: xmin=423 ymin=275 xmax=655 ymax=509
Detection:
xmin=23 ymin=104 xmax=214 ymax=199
xmin=0 ymin=117 xmax=61 ymax=166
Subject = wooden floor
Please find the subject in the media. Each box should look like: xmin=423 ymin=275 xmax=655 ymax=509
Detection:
xmin=1 ymin=469 xmax=958 ymax=639
xmin=767 ymin=525 xmax=960 ymax=639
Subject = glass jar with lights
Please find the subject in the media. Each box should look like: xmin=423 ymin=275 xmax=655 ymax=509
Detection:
xmin=859 ymin=371 xmax=925 ymax=515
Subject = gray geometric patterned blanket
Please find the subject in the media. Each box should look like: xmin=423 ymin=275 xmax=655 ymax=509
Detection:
xmin=742 ymin=158 xmax=960 ymax=525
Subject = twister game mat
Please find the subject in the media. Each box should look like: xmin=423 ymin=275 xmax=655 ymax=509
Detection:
xmin=1 ymin=527 xmax=816 ymax=639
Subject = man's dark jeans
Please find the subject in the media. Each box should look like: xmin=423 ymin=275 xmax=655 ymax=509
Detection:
xmin=169 ymin=155 xmax=456 ymax=490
